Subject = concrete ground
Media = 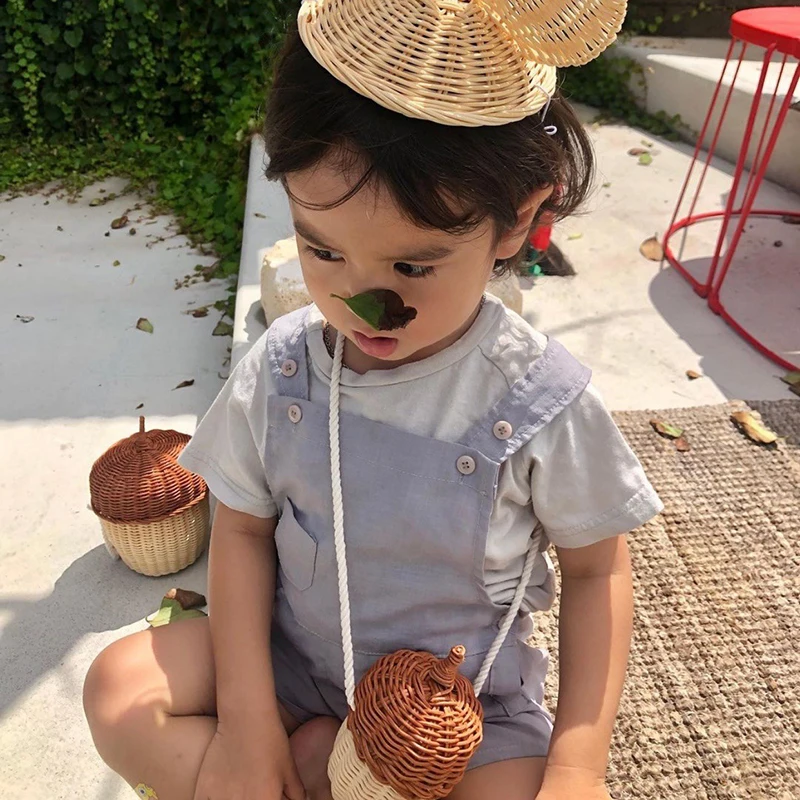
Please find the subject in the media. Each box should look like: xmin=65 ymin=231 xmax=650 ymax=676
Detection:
xmin=0 ymin=179 xmax=229 ymax=798
xmin=1 ymin=105 xmax=798 ymax=798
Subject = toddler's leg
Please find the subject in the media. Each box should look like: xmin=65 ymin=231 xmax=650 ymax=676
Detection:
xmin=446 ymin=757 xmax=546 ymax=799
xmin=83 ymin=616 xmax=298 ymax=800
xmin=290 ymin=716 xmax=340 ymax=800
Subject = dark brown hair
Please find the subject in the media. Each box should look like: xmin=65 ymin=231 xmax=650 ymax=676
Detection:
xmin=263 ymin=23 xmax=595 ymax=273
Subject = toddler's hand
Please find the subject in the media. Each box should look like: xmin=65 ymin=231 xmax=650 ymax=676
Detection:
xmin=194 ymin=719 xmax=306 ymax=800
xmin=536 ymin=765 xmax=612 ymax=800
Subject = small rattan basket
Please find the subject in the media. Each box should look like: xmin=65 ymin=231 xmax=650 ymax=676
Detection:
xmin=89 ymin=417 xmax=210 ymax=577
xmin=329 ymin=646 xmax=484 ymax=800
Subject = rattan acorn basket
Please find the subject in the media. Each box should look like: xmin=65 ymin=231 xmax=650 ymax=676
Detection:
xmin=89 ymin=417 xmax=210 ymax=577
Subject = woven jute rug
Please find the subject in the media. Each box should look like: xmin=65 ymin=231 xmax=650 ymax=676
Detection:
xmin=531 ymin=399 xmax=800 ymax=800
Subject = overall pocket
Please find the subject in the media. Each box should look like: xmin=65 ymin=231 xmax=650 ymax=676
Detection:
xmin=275 ymin=500 xmax=318 ymax=592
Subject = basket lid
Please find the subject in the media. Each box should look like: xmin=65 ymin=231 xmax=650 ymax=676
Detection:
xmin=349 ymin=646 xmax=484 ymax=799
xmin=90 ymin=417 xmax=206 ymax=522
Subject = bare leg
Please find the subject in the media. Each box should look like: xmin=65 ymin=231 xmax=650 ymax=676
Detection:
xmin=83 ymin=617 xmax=298 ymax=800
xmin=289 ymin=717 xmax=340 ymax=800
xmin=446 ymin=757 xmax=546 ymax=799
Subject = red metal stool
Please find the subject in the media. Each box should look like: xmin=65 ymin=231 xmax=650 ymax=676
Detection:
xmin=663 ymin=7 xmax=800 ymax=370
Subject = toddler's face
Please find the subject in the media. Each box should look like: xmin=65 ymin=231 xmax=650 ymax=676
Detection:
xmin=286 ymin=156 xmax=509 ymax=372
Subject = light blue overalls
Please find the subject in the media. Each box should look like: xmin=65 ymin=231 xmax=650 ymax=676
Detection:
xmin=264 ymin=306 xmax=591 ymax=769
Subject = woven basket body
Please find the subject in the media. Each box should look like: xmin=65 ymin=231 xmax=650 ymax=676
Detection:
xmin=329 ymin=647 xmax=484 ymax=800
xmin=90 ymin=418 xmax=210 ymax=577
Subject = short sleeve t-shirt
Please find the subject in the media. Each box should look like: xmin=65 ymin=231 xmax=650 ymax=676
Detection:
xmin=179 ymin=294 xmax=663 ymax=612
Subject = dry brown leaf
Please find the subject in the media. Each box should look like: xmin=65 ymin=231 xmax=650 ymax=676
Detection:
xmin=628 ymin=147 xmax=648 ymax=156
xmin=650 ymin=419 xmax=684 ymax=439
xmin=136 ymin=403 xmax=144 ymax=409
xmin=192 ymin=307 xmax=209 ymax=318
xmin=674 ymin=435 xmax=691 ymax=452
xmin=165 ymin=587 xmax=207 ymax=610
xmin=173 ymin=379 xmax=195 ymax=390
xmin=111 ymin=215 xmax=129 ymax=230
xmin=686 ymin=370 xmax=703 ymax=380
xmin=640 ymin=236 xmax=664 ymax=261
xmin=731 ymin=410 xmax=778 ymax=444
xmin=129 ymin=228 xmax=137 ymax=236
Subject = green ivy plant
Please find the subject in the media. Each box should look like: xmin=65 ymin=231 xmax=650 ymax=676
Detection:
xmin=0 ymin=0 xmax=294 ymax=282
xmin=0 ymin=0 xmax=707 ymax=291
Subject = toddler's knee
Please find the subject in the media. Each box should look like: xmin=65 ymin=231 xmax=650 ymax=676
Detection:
xmin=83 ymin=636 xmax=152 ymax=756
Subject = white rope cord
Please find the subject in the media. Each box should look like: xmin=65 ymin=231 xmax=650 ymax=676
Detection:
xmin=473 ymin=536 xmax=538 ymax=695
xmin=329 ymin=329 xmax=357 ymax=709
xmin=328 ymin=329 xmax=538 ymax=708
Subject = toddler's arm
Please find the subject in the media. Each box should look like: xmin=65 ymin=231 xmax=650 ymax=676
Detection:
xmin=539 ymin=534 xmax=634 ymax=798
xmin=207 ymin=502 xmax=284 ymax=733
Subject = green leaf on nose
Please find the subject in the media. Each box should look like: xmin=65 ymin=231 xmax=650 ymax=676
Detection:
xmin=331 ymin=289 xmax=417 ymax=331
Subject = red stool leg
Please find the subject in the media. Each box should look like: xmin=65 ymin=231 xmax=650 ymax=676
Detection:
xmin=663 ymin=39 xmax=748 ymax=296
xmin=708 ymin=56 xmax=800 ymax=370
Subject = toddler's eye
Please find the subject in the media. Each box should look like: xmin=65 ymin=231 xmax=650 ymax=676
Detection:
xmin=395 ymin=263 xmax=435 ymax=278
xmin=307 ymin=246 xmax=342 ymax=262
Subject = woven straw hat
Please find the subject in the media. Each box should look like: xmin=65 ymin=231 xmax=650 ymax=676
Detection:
xmin=298 ymin=0 xmax=627 ymax=126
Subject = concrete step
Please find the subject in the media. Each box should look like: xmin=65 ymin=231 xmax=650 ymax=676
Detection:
xmin=610 ymin=36 xmax=800 ymax=194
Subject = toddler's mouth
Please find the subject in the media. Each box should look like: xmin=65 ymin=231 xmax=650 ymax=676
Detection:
xmin=353 ymin=331 xmax=399 ymax=358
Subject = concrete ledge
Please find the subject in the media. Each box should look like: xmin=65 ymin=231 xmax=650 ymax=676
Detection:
xmin=609 ymin=37 xmax=800 ymax=194
xmin=232 ymin=135 xmax=293 ymax=369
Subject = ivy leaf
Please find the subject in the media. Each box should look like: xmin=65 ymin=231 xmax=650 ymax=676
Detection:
xmin=56 ymin=63 xmax=74 ymax=81
xmin=331 ymin=289 xmax=417 ymax=331
xmin=63 ymin=28 xmax=84 ymax=48
xmin=37 ymin=25 xmax=60 ymax=46
xmin=650 ymin=419 xmax=684 ymax=439
xmin=212 ymin=321 xmax=233 ymax=336
xmin=136 ymin=317 xmax=154 ymax=334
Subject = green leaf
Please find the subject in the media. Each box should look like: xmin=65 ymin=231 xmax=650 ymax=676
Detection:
xmin=638 ymin=152 xmax=653 ymax=166
xmin=212 ymin=321 xmax=233 ymax=336
xmin=38 ymin=25 xmax=60 ymax=46
xmin=780 ymin=371 xmax=800 ymax=386
xmin=331 ymin=292 xmax=384 ymax=330
xmin=650 ymin=419 xmax=684 ymax=439
xmin=146 ymin=598 xmax=207 ymax=627
xmin=136 ymin=317 xmax=154 ymax=333
xmin=56 ymin=63 xmax=75 ymax=81
xmin=64 ymin=28 xmax=84 ymax=48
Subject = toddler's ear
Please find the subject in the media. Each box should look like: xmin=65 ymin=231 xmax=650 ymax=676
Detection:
xmin=495 ymin=186 xmax=554 ymax=260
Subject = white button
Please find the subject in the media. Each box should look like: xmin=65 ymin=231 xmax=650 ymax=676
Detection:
xmin=288 ymin=404 xmax=302 ymax=423
xmin=493 ymin=420 xmax=513 ymax=440
xmin=457 ymin=455 xmax=476 ymax=475
xmin=281 ymin=359 xmax=298 ymax=377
